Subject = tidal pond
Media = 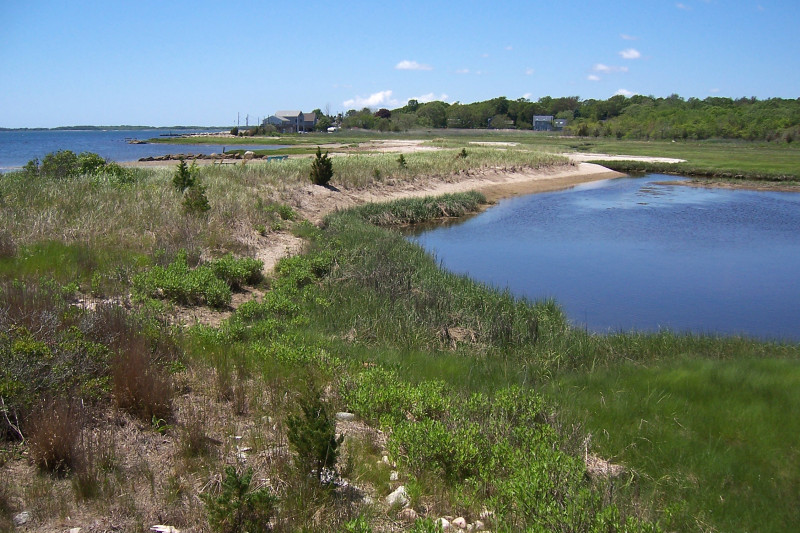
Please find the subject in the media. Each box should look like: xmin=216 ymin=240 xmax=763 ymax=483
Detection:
xmin=410 ymin=175 xmax=800 ymax=341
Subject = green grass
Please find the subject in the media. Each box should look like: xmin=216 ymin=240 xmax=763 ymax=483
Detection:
xmin=549 ymin=357 xmax=800 ymax=532
xmin=153 ymin=129 xmax=800 ymax=181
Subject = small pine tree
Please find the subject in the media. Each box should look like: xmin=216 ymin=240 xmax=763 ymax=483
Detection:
xmin=309 ymin=147 xmax=333 ymax=186
xmin=287 ymin=387 xmax=343 ymax=482
xmin=182 ymin=184 xmax=211 ymax=216
xmin=202 ymin=466 xmax=276 ymax=533
xmin=172 ymin=158 xmax=195 ymax=191
xmin=397 ymin=154 xmax=407 ymax=168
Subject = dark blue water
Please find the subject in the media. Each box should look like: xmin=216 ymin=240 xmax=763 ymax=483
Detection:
xmin=411 ymin=175 xmax=800 ymax=341
xmin=0 ymin=129 xmax=286 ymax=172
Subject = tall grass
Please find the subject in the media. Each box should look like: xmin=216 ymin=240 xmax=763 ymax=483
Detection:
xmin=550 ymin=357 xmax=800 ymax=532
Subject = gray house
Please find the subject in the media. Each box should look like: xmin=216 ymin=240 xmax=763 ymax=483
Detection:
xmin=264 ymin=110 xmax=317 ymax=133
xmin=533 ymin=115 xmax=554 ymax=131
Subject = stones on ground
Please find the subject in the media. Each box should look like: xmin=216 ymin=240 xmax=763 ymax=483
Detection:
xmin=335 ymin=411 xmax=355 ymax=421
xmin=385 ymin=485 xmax=409 ymax=507
xmin=398 ymin=508 xmax=418 ymax=522
xmin=473 ymin=520 xmax=485 ymax=530
xmin=389 ymin=470 xmax=399 ymax=481
xmin=437 ymin=517 xmax=452 ymax=531
xmin=13 ymin=512 xmax=30 ymax=526
xmin=452 ymin=516 xmax=468 ymax=529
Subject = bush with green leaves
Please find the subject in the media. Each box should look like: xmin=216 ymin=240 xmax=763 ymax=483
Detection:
xmin=202 ymin=466 xmax=277 ymax=533
xmin=309 ymin=146 xmax=333 ymax=186
xmin=40 ymin=149 xmax=80 ymax=179
xmin=133 ymin=250 xmax=231 ymax=308
xmin=209 ymin=254 xmax=263 ymax=290
xmin=287 ymin=385 xmax=343 ymax=482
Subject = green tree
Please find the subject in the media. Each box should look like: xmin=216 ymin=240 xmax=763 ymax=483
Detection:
xmin=309 ymin=147 xmax=333 ymax=186
xmin=172 ymin=159 xmax=196 ymax=191
xmin=287 ymin=386 xmax=343 ymax=482
xmin=202 ymin=466 xmax=276 ymax=533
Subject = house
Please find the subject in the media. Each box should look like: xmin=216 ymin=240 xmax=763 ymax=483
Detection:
xmin=533 ymin=115 xmax=554 ymax=131
xmin=554 ymin=118 xmax=568 ymax=131
xmin=264 ymin=110 xmax=318 ymax=133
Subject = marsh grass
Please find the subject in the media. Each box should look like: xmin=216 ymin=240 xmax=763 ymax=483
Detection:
xmin=550 ymin=357 xmax=800 ymax=532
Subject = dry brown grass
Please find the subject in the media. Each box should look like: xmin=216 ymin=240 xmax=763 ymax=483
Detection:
xmin=27 ymin=400 xmax=84 ymax=475
xmin=112 ymin=335 xmax=173 ymax=423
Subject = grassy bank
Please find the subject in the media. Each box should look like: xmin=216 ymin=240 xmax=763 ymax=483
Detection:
xmin=2 ymin=146 xmax=799 ymax=531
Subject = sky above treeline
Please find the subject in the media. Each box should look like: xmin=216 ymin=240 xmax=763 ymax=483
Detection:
xmin=1 ymin=0 xmax=798 ymax=128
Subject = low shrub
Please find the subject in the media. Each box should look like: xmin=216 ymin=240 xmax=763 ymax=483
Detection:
xmin=287 ymin=386 xmax=343 ymax=482
xmin=309 ymin=146 xmax=333 ymax=186
xmin=208 ymin=254 xmax=263 ymax=290
xmin=202 ymin=466 xmax=277 ymax=533
xmin=182 ymin=184 xmax=211 ymax=216
xmin=133 ymin=250 xmax=232 ymax=308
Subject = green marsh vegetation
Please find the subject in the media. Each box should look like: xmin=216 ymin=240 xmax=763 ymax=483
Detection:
xmin=0 ymin=147 xmax=798 ymax=531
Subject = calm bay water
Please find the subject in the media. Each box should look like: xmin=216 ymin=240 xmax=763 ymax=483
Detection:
xmin=0 ymin=129 xmax=285 ymax=172
xmin=411 ymin=175 xmax=800 ymax=341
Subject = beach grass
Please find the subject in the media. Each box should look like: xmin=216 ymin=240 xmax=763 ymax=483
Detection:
xmin=2 ymin=137 xmax=799 ymax=531
xmin=549 ymin=357 xmax=800 ymax=532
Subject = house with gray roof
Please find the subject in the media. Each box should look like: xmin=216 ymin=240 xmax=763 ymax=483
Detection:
xmin=264 ymin=110 xmax=317 ymax=133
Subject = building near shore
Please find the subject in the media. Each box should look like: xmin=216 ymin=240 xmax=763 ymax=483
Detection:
xmin=264 ymin=111 xmax=317 ymax=133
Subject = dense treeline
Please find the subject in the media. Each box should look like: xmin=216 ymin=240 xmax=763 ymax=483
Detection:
xmin=337 ymin=94 xmax=800 ymax=142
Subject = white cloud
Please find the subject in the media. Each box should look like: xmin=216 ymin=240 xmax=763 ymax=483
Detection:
xmin=710 ymin=88 xmax=720 ymax=93
xmin=395 ymin=60 xmax=432 ymax=71
xmin=456 ymin=68 xmax=471 ymax=74
xmin=410 ymin=92 xmax=449 ymax=103
xmin=481 ymin=53 xmax=489 ymax=58
xmin=614 ymin=89 xmax=635 ymax=97
xmin=676 ymin=3 xmax=692 ymax=10
xmin=525 ymin=67 xmax=535 ymax=75
xmin=619 ymin=48 xmax=641 ymax=59
xmin=620 ymin=34 xmax=638 ymax=40
xmin=522 ymin=93 xmax=532 ymax=100
xmin=593 ymin=63 xmax=628 ymax=73
xmin=505 ymin=45 xmax=513 ymax=51
xmin=343 ymin=90 xmax=399 ymax=109
xmin=587 ymin=74 xmax=601 ymax=81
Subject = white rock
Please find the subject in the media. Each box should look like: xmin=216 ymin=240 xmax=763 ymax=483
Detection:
xmin=389 ymin=470 xmax=399 ymax=481
xmin=335 ymin=412 xmax=355 ymax=421
xmin=13 ymin=512 xmax=30 ymax=526
xmin=452 ymin=516 xmax=468 ymax=529
xmin=437 ymin=517 xmax=452 ymax=531
xmin=69 ymin=528 xmax=82 ymax=533
xmin=385 ymin=485 xmax=409 ymax=507
xmin=473 ymin=520 xmax=486 ymax=531
xmin=151 ymin=526 xmax=181 ymax=533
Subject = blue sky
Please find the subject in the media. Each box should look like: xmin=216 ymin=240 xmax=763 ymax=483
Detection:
xmin=1 ymin=0 xmax=798 ymax=128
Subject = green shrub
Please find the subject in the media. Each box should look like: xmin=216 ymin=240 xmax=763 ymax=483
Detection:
xmin=287 ymin=386 xmax=343 ymax=482
xmin=310 ymin=146 xmax=333 ymax=186
xmin=77 ymin=152 xmax=107 ymax=175
xmin=182 ymin=184 xmax=211 ymax=216
xmin=172 ymin=158 xmax=196 ymax=191
xmin=40 ymin=149 xmax=80 ymax=179
xmin=202 ymin=466 xmax=276 ymax=533
xmin=209 ymin=254 xmax=263 ymax=290
xmin=132 ymin=250 xmax=232 ymax=308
